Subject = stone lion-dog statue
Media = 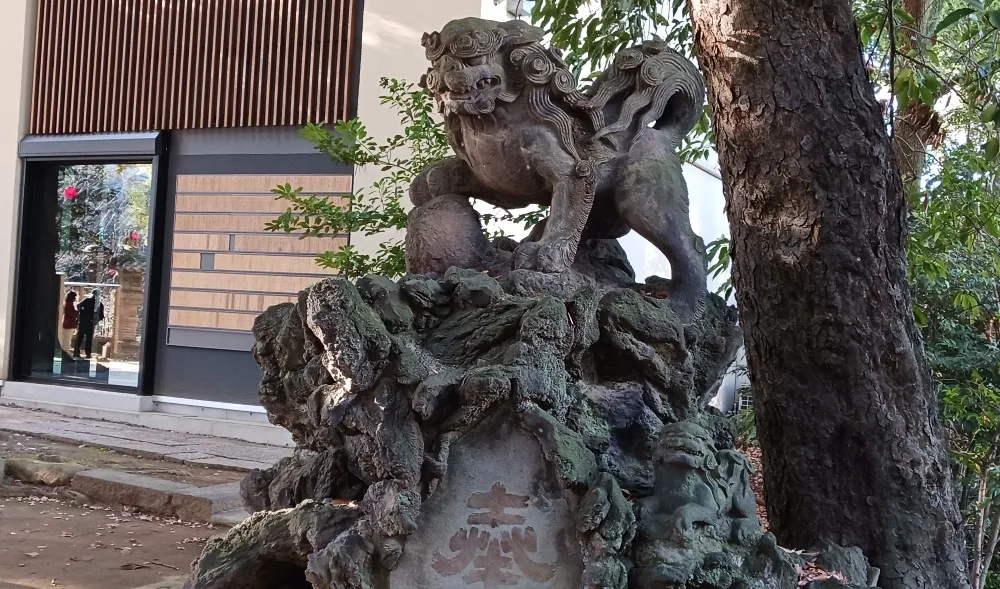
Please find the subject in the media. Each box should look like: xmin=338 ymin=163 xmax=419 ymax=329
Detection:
xmin=410 ymin=17 xmax=708 ymax=321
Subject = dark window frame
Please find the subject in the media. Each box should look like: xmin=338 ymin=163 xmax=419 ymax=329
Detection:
xmin=10 ymin=132 xmax=170 ymax=396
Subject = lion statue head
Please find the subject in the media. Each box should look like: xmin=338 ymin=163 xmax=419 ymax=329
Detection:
xmin=419 ymin=18 xmax=578 ymax=116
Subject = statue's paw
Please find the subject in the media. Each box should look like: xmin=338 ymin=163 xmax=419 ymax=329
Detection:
xmin=665 ymin=281 xmax=707 ymax=324
xmin=513 ymin=241 xmax=541 ymax=270
xmin=536 ymin=240 xmax=575 ymax=273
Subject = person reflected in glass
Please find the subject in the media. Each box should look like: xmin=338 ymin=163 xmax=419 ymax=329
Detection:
xmin=73 ymin=289 xmax=105 ymax=359
xmin=61 ymin=291 xmax=79 ymax=352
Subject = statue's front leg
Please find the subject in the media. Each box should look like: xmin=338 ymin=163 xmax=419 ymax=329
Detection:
xmin=514 ymin=170 xmax=596 ymax=273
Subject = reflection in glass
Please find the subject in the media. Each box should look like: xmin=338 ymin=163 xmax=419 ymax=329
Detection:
xmin=23 ymin=163 xmax=152 ymax=389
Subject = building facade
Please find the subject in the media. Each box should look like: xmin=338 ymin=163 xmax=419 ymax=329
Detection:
xmin=0 ymin=0 xmax=741 ymax=446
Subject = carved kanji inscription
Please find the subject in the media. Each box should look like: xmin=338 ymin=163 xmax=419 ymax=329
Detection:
xmin=388 ymin=414 xmax=581 ymax=589
xmin=431 ymin=483 xmax=559 ymax=588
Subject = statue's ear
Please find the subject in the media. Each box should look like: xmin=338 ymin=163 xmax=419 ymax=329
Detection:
xmin=718 ymin=449 xmax=753 ymax=474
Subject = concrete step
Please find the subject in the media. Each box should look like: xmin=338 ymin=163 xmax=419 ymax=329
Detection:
xmin=210 ymin=507 xmax=251 ymax=527
xmin=70 ymin=469 xmax=245 ymax=523
xmin=131 ymin=576 xmax=188 ymax=589
xmin=172 ymin=481 xmax=243 ymax=522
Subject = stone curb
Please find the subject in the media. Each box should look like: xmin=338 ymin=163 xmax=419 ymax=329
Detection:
xmin=4 ymin=458 xmax=86 ymax=486
xmin=67 ymin=469 xmax=250 ymax=524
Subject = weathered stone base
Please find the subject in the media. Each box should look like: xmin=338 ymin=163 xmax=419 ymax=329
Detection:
xmin=184 ymin=266 xmax=870 ymax=589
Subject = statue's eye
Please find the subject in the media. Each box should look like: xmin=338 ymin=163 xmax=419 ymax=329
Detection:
xmin=467 ymin=56 xmax=486 ymax=66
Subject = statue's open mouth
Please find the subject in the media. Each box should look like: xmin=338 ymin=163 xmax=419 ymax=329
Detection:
xmin=443 ymin=76 xmax=502 ymax=101
xmin=473 ymin=76 xmax=502 ymax=90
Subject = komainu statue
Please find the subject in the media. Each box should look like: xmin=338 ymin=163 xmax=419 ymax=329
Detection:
xmin=185 ymin=17 xmax=879 ymax=589
xmin=408 ymin=17 xmax=707 ymax=321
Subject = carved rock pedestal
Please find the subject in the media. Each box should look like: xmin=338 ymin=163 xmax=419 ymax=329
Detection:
xmin=184 ymin=241 xmax=873 ymax=589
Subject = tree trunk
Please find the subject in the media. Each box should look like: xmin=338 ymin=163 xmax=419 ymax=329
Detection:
xmin=894 ymin=0 xmax=940 ymax=187
xmin=971 ymin=472 xmax=989 ymax=589
xmin=685 ymin=0 xmax=970 ymax=587
xmin=979 ymin=503 xmax=1000 ymax=589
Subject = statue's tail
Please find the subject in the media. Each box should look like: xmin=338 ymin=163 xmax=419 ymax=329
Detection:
xmin=588 ymin=44 xmax=705 ymax=151
xmin=648 ymin=51 xmax=705 ymax=149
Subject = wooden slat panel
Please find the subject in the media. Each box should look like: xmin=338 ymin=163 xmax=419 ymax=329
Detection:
xmin=171 ymin=271 xmax=320 ymax=294
xmin=30 ymin=0 xmax=359 ymax=134
xmin=212 ymin=253 xmax=335 ymax=275
xmin=170 ymin=290 xmax=297 ymax=312
xmin=168 ymin=171 xmax=351 ymax=340
xmin=233 ymin=234 xmax=347 ymax=254
xmin=169 ymin=308 xmax=257 ymax=331
xmin=175 ymin=174 xmax=352 ymax=194
xmin=172 ymin=252 xmax=202 ymax=269
xmin=172 ymin=252 xmax=333 ymax=275
xmin=174 ymin=214 xmax=281 ymax=233
xmin=173 ymin=233 xmax=231 ymax=251
xmin=175 ymin=194 xmax=349 ymax=213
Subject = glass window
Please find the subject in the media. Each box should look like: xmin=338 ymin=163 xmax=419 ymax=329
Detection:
xmin=18 ymin=162 xmax=153 ymax=389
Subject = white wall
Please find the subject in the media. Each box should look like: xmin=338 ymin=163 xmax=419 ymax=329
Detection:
xmin=0 ymin=0 xmax=35 ymax=380
xmin=350 ymin=0 xmax=483 ymax=258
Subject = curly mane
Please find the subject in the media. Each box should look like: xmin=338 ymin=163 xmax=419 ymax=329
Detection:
xmin=499 ymin=33 xmax=705 ymax=160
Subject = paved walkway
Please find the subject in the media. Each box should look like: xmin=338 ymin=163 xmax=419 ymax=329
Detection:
xmin=0 ymin=405 xmax=291 ymax=471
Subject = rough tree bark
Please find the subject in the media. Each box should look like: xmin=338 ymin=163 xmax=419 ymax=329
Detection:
xmin=685 ymin=0 xmax=970 ymax=587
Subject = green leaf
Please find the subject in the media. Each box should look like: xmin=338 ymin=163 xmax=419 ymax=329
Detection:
xmin=982 ymin=102 xmax=999 ymax=123
xmin=894 ymin=73 xmax=911 ymax=95
xmin=924 ymin=75 xmax=942 ymax=94
xmin=988 ymin=10 xmax=1000 ymax=29
xmin=986 ymin=218 xmax=1000 ymax=239
xmin=913 ymin=304 xmax=928 ymax=328
xmin=920 ymin=86 xmax=934 ymax=106
xmin=986 ymin=138 xmax=1000 ymax=162
xmin=934 ymin=7 xmax=976 ymax=33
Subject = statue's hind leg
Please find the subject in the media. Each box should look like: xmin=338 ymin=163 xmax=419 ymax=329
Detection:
xmin=614 ymin=137 xmax=707 ymax=322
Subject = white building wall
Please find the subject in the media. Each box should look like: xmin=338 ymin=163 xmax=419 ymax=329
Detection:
xmin=0 ymin=0 xmax=35 ymax=380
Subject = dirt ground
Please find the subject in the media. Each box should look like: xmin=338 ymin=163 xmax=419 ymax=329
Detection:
xmin=0 ymin=431 xmax=244 ymax=487
xmin=0 ymin=430 xmax=249 ymax=588
xmin=0 ymin=495 xmax=217 ymax=589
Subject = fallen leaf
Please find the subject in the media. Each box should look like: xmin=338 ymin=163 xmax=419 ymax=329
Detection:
xmin=120 ymin=563 xmax=149 ymax=570
xmin=26 ymin=552 xmax=39 ymax=558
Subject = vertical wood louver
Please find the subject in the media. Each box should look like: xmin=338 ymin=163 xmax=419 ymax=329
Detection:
xmin=30 ymin=0 xmax=359 ymax=134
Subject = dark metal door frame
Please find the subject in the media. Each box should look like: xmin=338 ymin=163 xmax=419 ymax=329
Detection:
xmin=11 ymin=132 xmax=170 ymax=396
